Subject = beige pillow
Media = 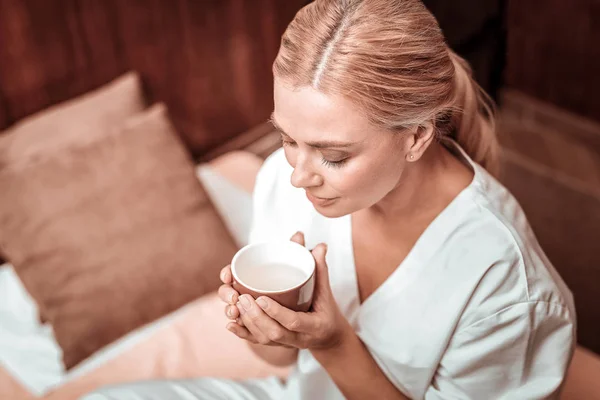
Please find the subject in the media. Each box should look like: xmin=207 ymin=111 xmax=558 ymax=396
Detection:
xmin=0 ymin=104 xmax=238 ymax=369
xmin=0 ymin=71 xmax=145 ymax=168
xmin=0 ymin=72 xmax=144 ymax=269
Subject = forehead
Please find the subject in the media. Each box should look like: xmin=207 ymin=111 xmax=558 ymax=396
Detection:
xmin=273 ymin=81 xmax=373 ymax=143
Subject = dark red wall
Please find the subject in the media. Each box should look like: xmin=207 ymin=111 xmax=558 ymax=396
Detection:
xmin=0 ymin=0 xmax=306 ymax=155
xmin=506 ymin=0 xmax=600 ymax=121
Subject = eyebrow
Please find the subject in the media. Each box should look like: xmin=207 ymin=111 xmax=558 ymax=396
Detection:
xmin=269 ymin=112 xmax=356 ymax=149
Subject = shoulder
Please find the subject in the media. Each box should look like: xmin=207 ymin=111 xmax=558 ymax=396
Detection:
xmin=430 ymin=179 xmax=576 ymax=384
xmin=441 ymin=176 xmax=575 ymax=329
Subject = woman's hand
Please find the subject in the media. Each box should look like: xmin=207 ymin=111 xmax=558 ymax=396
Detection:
xmin=217 ymin=231 xmax=309 ymax=330
xmin=226 ymin=232 xmax=353 ymax=351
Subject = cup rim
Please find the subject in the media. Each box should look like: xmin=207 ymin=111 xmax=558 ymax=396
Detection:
xmin=231 ymin=241 xmax=316 ymax=294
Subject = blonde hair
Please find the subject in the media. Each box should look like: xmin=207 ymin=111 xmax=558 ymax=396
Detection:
xmin=274 ymin=0 xmax=499 ymax=175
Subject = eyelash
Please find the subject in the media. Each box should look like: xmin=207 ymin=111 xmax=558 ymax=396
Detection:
xmin=321 ymin=158 xmax=347 ymax=168
xmin=281 ymin=139 xmax=347 ymax=168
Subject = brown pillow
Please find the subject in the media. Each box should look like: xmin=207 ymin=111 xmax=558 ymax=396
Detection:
xmin=0 ymin=71 xmax=145 ymax=320
xmin=0 ymin=103 xmax=238 ymax=369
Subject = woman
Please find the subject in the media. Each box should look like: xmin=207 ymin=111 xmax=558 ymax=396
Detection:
xmin=86 ymin=0 xmax=575 ymax=399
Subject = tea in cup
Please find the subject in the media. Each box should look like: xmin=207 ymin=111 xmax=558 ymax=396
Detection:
xmin=231 ymin=241 xmax=316 ymax=312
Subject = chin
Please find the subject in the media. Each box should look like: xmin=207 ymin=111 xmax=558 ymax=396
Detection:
xmin=312 ymin=203 xmax=353 ymax=219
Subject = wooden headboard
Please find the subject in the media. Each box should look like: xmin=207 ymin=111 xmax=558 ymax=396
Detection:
xmin=0 ymin=0 xmax=307 ymax=157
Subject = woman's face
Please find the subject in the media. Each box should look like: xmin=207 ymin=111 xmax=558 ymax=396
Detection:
xmin=272 ymin=80 xmax=412 ymax=218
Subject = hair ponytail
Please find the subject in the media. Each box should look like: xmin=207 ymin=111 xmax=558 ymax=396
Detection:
xmin=447 ymin=50 xmax=500 ymax=176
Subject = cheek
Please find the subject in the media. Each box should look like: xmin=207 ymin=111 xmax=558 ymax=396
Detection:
xmin=326 ymin=169 xmax=364 ymax=194
xmin=327 ymin=164 xmax=384 ymax=194
xmin=331 ymin=157 xmax=404 ymax=198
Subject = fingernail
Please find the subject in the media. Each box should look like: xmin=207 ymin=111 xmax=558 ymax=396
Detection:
xmin=229 ymin=292 xmax=238 ymax=304
xmin=224 ymin=270 xmax=231 ymax=282
xmin=237 ymin=302 xmax=245 ymax=315
xmin=256 ymin=297 xmax=268 ymax=309
xmin=240 ymin=295 xmax=251 ymax=310
xmin=226 ymin=307 xmax=234 ymax=318
xmin=226 ymin=324 xmax=234 ymax=332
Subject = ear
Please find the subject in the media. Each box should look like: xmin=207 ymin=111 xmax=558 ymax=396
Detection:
xmin=405 ymin=122 xmax=435 ymax=162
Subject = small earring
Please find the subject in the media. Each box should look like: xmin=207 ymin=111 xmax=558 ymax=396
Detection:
xmin=408 ymin=154 xmax=415 ymax=160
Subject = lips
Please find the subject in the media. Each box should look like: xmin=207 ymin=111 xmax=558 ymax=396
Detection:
xmin=306 ymin=192 xmax=337 ymax=206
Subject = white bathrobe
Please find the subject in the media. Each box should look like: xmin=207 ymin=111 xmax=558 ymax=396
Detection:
xmin=86 ymin=143 xmax=576 ymax=400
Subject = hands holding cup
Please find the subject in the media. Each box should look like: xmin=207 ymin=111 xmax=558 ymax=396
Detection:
xmin=218 ymin=232 xmax=352 ymax=350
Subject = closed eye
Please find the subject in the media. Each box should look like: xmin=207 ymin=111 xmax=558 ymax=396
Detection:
xmin=279 ymin=133 xmax=349 ymax=168
xmin=321 ymin=158 xmax=347 ymax=168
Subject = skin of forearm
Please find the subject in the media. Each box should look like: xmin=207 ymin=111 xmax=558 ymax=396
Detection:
xmin=311 ymin=328 xmax=410 ymax=400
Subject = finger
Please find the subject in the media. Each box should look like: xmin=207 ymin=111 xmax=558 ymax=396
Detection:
xmin=227 ymin=322 xmax=290 ymax=347
xmin=219 ymin=265 xmax=232 ymax=284
xmin=218 ymin=284 xmax=239 ymax=305
xmin=238 ymin=296 xmax=271 ymax=344
xmin=255 ymin=296 xmax=317 ymax=334
xmin=225 ymin=304 xmax=239 ymax=320
xmin=239 ymin=307 xmax=269 ymax=344
xmin=226 ymin=322 xmax=258 ymax=344
xmin=311 ymin=244 xmax=331 ymax=298
xmin=290 ymin=231 xmax=305 ymax=247
xmin=238 ymin=295 xmax=297 ymax=346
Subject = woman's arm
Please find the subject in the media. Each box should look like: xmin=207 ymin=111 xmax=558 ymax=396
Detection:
xmin=423 ymin=302 xmax=575 ymax=399
xmin=233 ymin=288 xmax=408 ymax=399
xmin=228 ymin=243 xmax=410 ymax=399
xmin=311 ymin=326 xmax=409 ymax=400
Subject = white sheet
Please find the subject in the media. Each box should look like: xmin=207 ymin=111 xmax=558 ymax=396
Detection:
xmin=0 ymin=165 xmax=254 ymax=396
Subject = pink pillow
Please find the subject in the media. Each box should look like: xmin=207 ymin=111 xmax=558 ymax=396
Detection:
xmin=43 ymin=293 xmax=290 ymax=400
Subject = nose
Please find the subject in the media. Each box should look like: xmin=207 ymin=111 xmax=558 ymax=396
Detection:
xmin=290 ymin=158 xmax=322 ymax=189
